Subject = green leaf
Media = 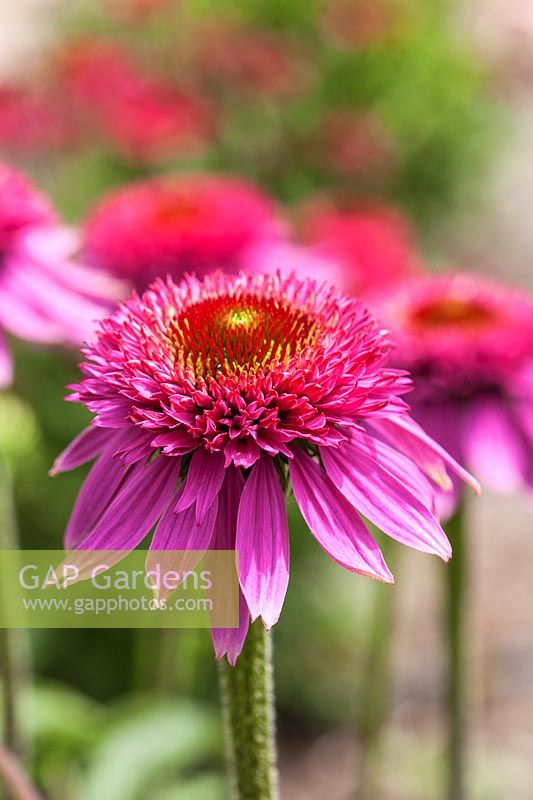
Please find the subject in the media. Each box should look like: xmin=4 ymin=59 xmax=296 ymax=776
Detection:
xmin=80 ymin=701 xmax=222 ymax=800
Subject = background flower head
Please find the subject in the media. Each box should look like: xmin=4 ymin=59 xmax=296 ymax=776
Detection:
xmin=374 ymin=272 xmax=533 ymax=513
xmin=83 ymin=174 xmax=281 ymax=289
xmin=298 ymin=199 xmax=420 ymax=296
xmin=54 ymin=271 xmax=477 ymax=663
xmin=0 ymin=163 xmax=123 ymax=387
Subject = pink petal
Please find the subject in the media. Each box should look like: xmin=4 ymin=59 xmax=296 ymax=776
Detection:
xmin=113 ymin=426 xmax=153 ymax=466
xmin=151 ymin=484 xmax=218 ymax=551
xmin=359 ymin=425 xmax=435 ymax=508
xmin=78 ymin=455 xmax=180 ymax=550
xmin=50 ymin=425 xmax=109 ymax=475
xmin=64 ymin=437 xmax=130 ymax=548
xmin=147 ymin=483 xmax=218 ymax=599
xmin=372 ymin=414 xmax=481 ymax=495
xmin=236 ymin=455 xmax=289 ymax=629
xmin=175 ymin=448 xmax=225 ymax=522
xmin=210 ymin=468 xmax=250 ymax=665
xmin=321 ymin=432 xmax=452 ymax=561
xmin=0 ymin=274 xmax=65 ymax=343
xmin=461 ymin=397 xmax=528 ymax=493
xmin=212 ymin=591 xmax=251 ymax=667
xmin=290 ymin=448 xmax=393 ymax=582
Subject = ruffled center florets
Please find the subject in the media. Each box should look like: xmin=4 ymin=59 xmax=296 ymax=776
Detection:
xmin=169 ymin=292 xmax=323 ymax=377
xmin=409 ymin=296 xmax=499 ymax=331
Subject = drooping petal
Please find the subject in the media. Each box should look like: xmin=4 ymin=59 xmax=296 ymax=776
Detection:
xmin=236 ymin=455 xmax=289 ymax=629
xmin=78 ymin=455 xmax=181 ymax=550
xmin=290 ymin=448 xmax=393 ymax=582
xmin=210 ymin=468 xmax=250 ymax=665
xmin=50 ymin=425 xmax=109 ymax=475
xmin=461 ymin=397 xmax=529 ymax=493
xmin=65 ymin=438 xmax=131 ymax=548
xmin=175 ymin=448 xmax=225 ymax=522
xmin=151 ymin=485 xmax=218 ymax=551
xmin=359 ymin=425 xmax=435 ymax=508
xmin=212 ymin=591 xmax=251 ymax=667
xmin=408 ymin=402 xmax=464 ymax=520
xmin=112 ymin=426 xmax=154 ymax=466
xmin=371 ymin=414 xmax=481 ymax=495
xmin=147 ymin=484 xmax=218 ymax=599
xmin=321 ymin=433 xmax=452 ymax=561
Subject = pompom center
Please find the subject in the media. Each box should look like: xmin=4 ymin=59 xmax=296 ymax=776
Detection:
xmin=410 ymin=297 xmax=497 ymax=330
xmin=169 ymin=292 xmax=322 ymax=377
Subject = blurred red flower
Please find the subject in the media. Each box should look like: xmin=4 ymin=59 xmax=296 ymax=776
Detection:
xmin=60 ymin=40 xmax=213 ymax=163
xmin=298 ymin=199 xmax=420 ymax=295
xmin=0 ymin=84 xmax=79 ymax=155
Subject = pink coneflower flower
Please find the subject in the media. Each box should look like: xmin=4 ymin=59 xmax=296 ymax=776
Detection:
xmin=0 ymin=164 xmax=122 ymax=387
xmin=84 ymin=175 xmax=280 ymax=289
xmin=52 ymin=271 xmax=478 ymax=663
xmin=374 ymin=272 xmax=533 ymax=515
xmin=299 ymin=199 xmax=420 ymax=296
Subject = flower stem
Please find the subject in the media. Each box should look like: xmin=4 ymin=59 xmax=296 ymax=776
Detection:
xmin=0 ymin=453 xmax=30 ymax=762
xmin=217 ymin=620 xmax=279 ymax=800
xmin=444 ymin=504 xmax=467 ymax=800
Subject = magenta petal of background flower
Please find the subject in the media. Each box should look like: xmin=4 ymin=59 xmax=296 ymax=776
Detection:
xmin=50 ymin=425 xmax=108 ymax=475
xmin=236 ymin=455 xmax=289 ymax=629
xmin=461 ymin=397 xmax=529 ymax=493
xmin=290 ymin=448 xmax=394 ymax=582
xmin=321 ymin=434 xmax=452 ymax=561
xmin=78 ymin=455 xmax=180 ymax=550
xmin=0 ymin=164 xmax=123 ymax=365
xmin=174 ymin=448 xmax=225 ymax=522
xmin=210 ymin=468 xmax=250 ymax=665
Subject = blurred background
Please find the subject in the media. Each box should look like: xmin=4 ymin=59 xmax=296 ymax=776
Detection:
xmin=0 ymin=1 xmax=532 ymax=799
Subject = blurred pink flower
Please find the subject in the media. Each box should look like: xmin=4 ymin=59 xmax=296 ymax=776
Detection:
xmin=0 ymin=85 xmax=79 ymax=155
xmin=53 ymin=271 xmax=477 ymax=662
xmin=61 ymin=40 xmax=212 ymax=163
xmin=374 ymin=273 xmax=533 ymax=515
xmin=0 ymin=164 xmax=124 ymax=387
xmin=84 ymin=174 xmax=281 ymax=288
xmin=299 ymin=200 xmax=420 ymax=296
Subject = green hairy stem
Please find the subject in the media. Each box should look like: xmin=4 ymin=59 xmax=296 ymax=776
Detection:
xmin=218 ymin=620 xmax=279 ymax=800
